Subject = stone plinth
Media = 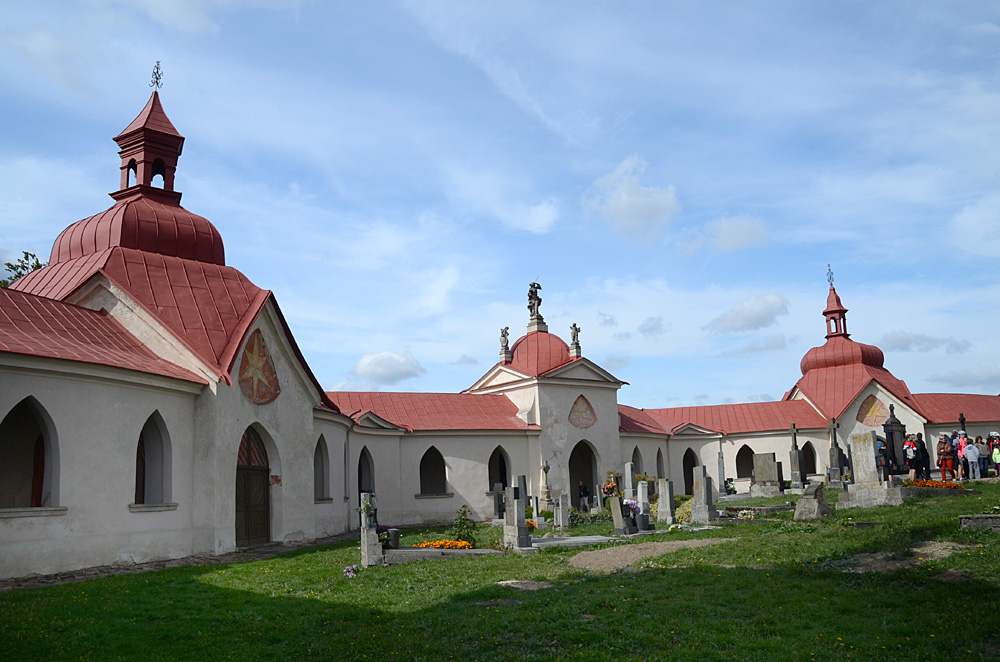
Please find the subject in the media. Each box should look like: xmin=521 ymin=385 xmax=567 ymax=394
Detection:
xmin=657 ymin=478 xmax=676 ymax=524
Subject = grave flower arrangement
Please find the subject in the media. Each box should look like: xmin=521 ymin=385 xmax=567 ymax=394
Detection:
xmin=415 ymin=539 xmax=473 ymax=550
xmin=342 ymin=564 xmax=359 ymax=579
xmin=622 ymin=498 xmax=641 ymax=516
xmin=737 ymin=509 xmax=755 ymax=520
xmin=903 ymin=479 xmax=966 ymax=490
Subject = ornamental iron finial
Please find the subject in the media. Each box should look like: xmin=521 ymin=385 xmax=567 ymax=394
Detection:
xmin=827 ymin=264 xmax=834 ymax=286
xmin=150 ymin=61 xmax=163 ymax=90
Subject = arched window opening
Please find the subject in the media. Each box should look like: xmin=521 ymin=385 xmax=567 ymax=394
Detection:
xmin=801 ymin=441 xmax=817 ymax=475
xmin=735 ymin=445 xmax=755 ymax=479
xmin=488 ymin=446 xmax=510 ymax=490
xmin=151 ymin=158 xmax=166 ymax=188
xmin=682 ymin=448 xmax=698 ymax=496
xmin=314 ymin=436 xmax=330 ymax=501
xmin=419 ymin=447 xmax=447 ymax=495
xmin=127 ymin=159 xmax=137 ymax=187
xmin=656 ymin=448 xmax=665 ymax=479
xmin=358 ymin=446 xmax=374 ymax=494
xmin=631 ymin=446 xmax=643 ymax=474
xmin=0 ymin=398 xmax=55 ymax=508
xmin=134 ymin=413 xmax=169 ymax=504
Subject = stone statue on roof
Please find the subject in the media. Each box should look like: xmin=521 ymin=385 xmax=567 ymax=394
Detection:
xmin=570 ymin=323 xmax=580 ymax=346
xmin=527 ymin=282 xmax=542 ymax=319
xmin=500 ymin=326 xmax=509 ymax=351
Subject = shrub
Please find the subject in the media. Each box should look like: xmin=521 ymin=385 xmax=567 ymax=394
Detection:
xmin=675 ymin=499 xmax=692 ymax=524
xmin=476 ymin=524 xmax=506 ymax=551
xmin=568 ymin=510 xmax=613 ymax=526
xmin=447 ymin=505 xmax=478 ymax=546
xmin=539 ymin=509 xmax=554 ymax=521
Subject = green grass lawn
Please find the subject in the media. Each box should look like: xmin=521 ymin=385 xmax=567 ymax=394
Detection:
xmin=2 ymin=483 xmax=999 ymax=661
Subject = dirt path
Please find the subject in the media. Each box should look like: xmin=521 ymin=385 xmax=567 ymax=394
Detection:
xmin=568 ymin=538 xmax=740 ymax=573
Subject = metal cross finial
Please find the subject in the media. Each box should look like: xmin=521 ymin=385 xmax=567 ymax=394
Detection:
xmin=150 ymin=61 xmax=163 ymax=90
xmin=827 ymin=264 xmax=834 ymax=286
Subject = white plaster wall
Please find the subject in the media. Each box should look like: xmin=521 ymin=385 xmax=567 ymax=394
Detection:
xmin=535 ymin=382 xmax=622 ymax=500
xmin=0 ymin=362 xmax=199 ymax=578
xmin=312 ymin=416 xmax=352 ymax=537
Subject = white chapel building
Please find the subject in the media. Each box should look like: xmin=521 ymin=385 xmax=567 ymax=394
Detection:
xmin=2 ymin=93 xmax=998 ymax=579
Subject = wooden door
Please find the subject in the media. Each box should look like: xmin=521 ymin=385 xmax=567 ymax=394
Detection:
xmin=236 ymin=427 xmax=270 ymax=547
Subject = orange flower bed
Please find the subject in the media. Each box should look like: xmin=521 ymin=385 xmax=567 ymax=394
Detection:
xmin=414 ymin=539 xmax=473 ymax=549
xmin=907 ymin=479 xmax=966 ymax=490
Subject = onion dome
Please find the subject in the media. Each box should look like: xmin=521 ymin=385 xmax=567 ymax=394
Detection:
xmin=799 ymin=284 xmax=884 ymax=375
xmin=48 ymin=91 xmax=225 ymax=266
xmin=508 ymin=330 xmax=572 ymax=376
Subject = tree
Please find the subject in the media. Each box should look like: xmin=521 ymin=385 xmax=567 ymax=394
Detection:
xmin=1 ymin=251 xmax=46 ymax=288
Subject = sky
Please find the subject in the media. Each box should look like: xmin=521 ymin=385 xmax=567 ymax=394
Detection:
xmin=2 ymin=1 xmax=999 ymax=409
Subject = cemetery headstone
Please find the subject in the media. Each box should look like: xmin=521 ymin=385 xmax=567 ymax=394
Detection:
xmin=592 ymin=488 xmax=603 ymax=513
xmin=827 ymin=418 xmax=843 ymax=482
xmin=637 ymin=480 xmax=650 ymax=515
xmin=690 ymin=466 xmax=718 ymax=524
xmin=657 ymin=478 xmax=676 ymax=524
xmin=623 ymin=462 xmax=636 ymax=500
xmin=717 ymin=452 xmax=727 ymax=499
xmin=516 ymin=474 xmax=528 ymax=501
xmin=610 ymin=495 xmax=638 ymax=535
xmin=540 ymin=461 xmax=553 ymax=511
xmin=492 ymin=483 xmax=505 ymax=522
xmin=556 ymin=492 xmax=570 ymax=530
xmin=503 ymin=486 xmax=532 ymax=549
xmin=789 ymin=424 xmax=805 ymax=489
xmin=793 ymin=482 xmax=833 ymax=520
xmin=749 ymin=453 xmax=784 ymax=498
xmin=837 ymin=431 xmax=904 ymax=509
xmin=360 ymin=492 xmax=384 ymax=567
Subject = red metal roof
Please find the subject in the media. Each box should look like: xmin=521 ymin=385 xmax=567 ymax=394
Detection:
xmin=618 ymin=404 xmax=669 ymax=434
xmin=115 ymin=91 xmax=180 ymax=139
xmin=13 ymin=246 xmax=268 ymax=381
xmin=911 ymin=393 xmax=1000 ymax=424
xmin=48 ymin=194 xmax=225 ymax=266
xmin=644 ymin=400 xmax=827 ymax=435
xmin=507 ymin=331 xmax=573 ymax=376
xmin=325 ymin=391 xmax=538 ymax=432
xmin=0 ymin=286 xmax=204 ymax=383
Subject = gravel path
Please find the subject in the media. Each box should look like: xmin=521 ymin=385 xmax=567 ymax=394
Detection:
xmin=568 ymin=538 xmax=739 ymax=573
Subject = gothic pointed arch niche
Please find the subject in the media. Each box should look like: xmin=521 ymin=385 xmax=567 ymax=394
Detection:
xmin=134 ymin=411 xmax=171 ymax=505
xmin=682 ymin=448 xmax=698 ymax=496
xmin=314 ymin=436 xmax=330 ymax=502
xmin=656 ymin=448 xmax=665 ymax=479
xmin=358 ymin=446 xmax=375 ymax=496
xmin=801 ymin=441 xmax=818 ymax=475
xmin=735 ymin=444 xmax=755 ymax=479
xmin=0 ymin=397 xmax=59 ymax=508
xmin=569 ymin=440 xmax=599 ymax=505
xmin=488 ymin=445 xmax=510 ymax=490
xmin=235 ymin=426 xmax=270 ymax=547
xmin=419 ymin=446 xmax=447 ymax=495
xmin=631 ymin=446 xmax=643 ymax=474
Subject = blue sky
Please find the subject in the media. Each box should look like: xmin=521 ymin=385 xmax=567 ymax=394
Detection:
xmin=2 ymin=1 xmax=999 ymax=408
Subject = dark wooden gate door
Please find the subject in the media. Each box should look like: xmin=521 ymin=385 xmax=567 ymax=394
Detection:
xmin=236 ymin=427 xmax=270 ymax=547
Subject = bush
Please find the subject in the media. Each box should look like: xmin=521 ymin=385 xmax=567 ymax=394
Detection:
xmin=447 ymin=505 xmax=478 ymax=546
xmin=475 ymin=525 xmax=505 ymax=551
xmin=568 ymin=510 xmax=613 ymax=526
xmin=675 ymin=499 xmax=692 ymax=524
xmin=538 ymin=509 xmax=554 ymax=521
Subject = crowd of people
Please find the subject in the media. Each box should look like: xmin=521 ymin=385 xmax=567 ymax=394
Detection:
xmin=928 ymin=430 xmax=1000 ymax=482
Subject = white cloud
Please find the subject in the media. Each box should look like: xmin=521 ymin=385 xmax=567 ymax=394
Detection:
xmin=446 ymin=167 xmax=558 ymax=233
xmin=637 ymin=316 xmax=665 ymax=337
xmin=705 ymin=294 xmax=789 ymax=333
xmin=450 ymin=354 xmax=479 ymax=365
xmin=879 ymin=331 xmax=971 ymax=355
xmin=597 ymin=312 xmax=617 ymax=327
xmin=706 ymin=215 xmax=768 ymax=252
xmin=950 ymin=192 xmax=1000 ymax=257
xmin=583 ymin=155 xmax=680 ymax=242
xmin=717 ymin=335 xmax=786 ymax=357
xmin=352 ymin=351 xmax=426 ymax=385
xmin=602 ymin=354 xmax=630 ymax=372
xmin=930 ymin=365 xmax=1000 ymax=390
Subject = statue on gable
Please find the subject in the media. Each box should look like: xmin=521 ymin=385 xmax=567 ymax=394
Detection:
xmin=527 ymin=282 xmax=542 ymax=319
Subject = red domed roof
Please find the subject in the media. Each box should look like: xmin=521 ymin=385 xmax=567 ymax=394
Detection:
xmin=508 ymin=331 xmax=572 ymax=376
xmin=799 ymin=335 xmax=884 ymax=375
xmin=49 ymin=192 xmax=225 ymax=266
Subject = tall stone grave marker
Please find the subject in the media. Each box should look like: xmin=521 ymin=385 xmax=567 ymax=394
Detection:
xmin=749 ymin=453 xmax=784 ymax=498
xmin=826 ymin=418 xmax=844 ymax=482
xmin=690 ymin=466 xmax=718 ymax=524
xmin=657 ymin=478 xmax=676 ymax=524
xmin=623 ymin=462 xmax=636 ymax=500
xmin=360 ymin=492 xmax=384 ymax=567
xmin=516 ymin=475 xmax=528 ymax=501
xmin=503 ymin=486 xmax=532 ymax=549
xmin=556 ymin=493 xmax=570 ymax=530
xmin=789 ymin=424 xmax=805 ymax=489
xmin=637 ymin=480 xmax=650 ymax=515
xmin=592 ymin=484 xmax=603 ymax=513
xmin=540 ymin=461 xmax=553 ymax=511
xmin=492 ymin=483 xmax=505 ymax=523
